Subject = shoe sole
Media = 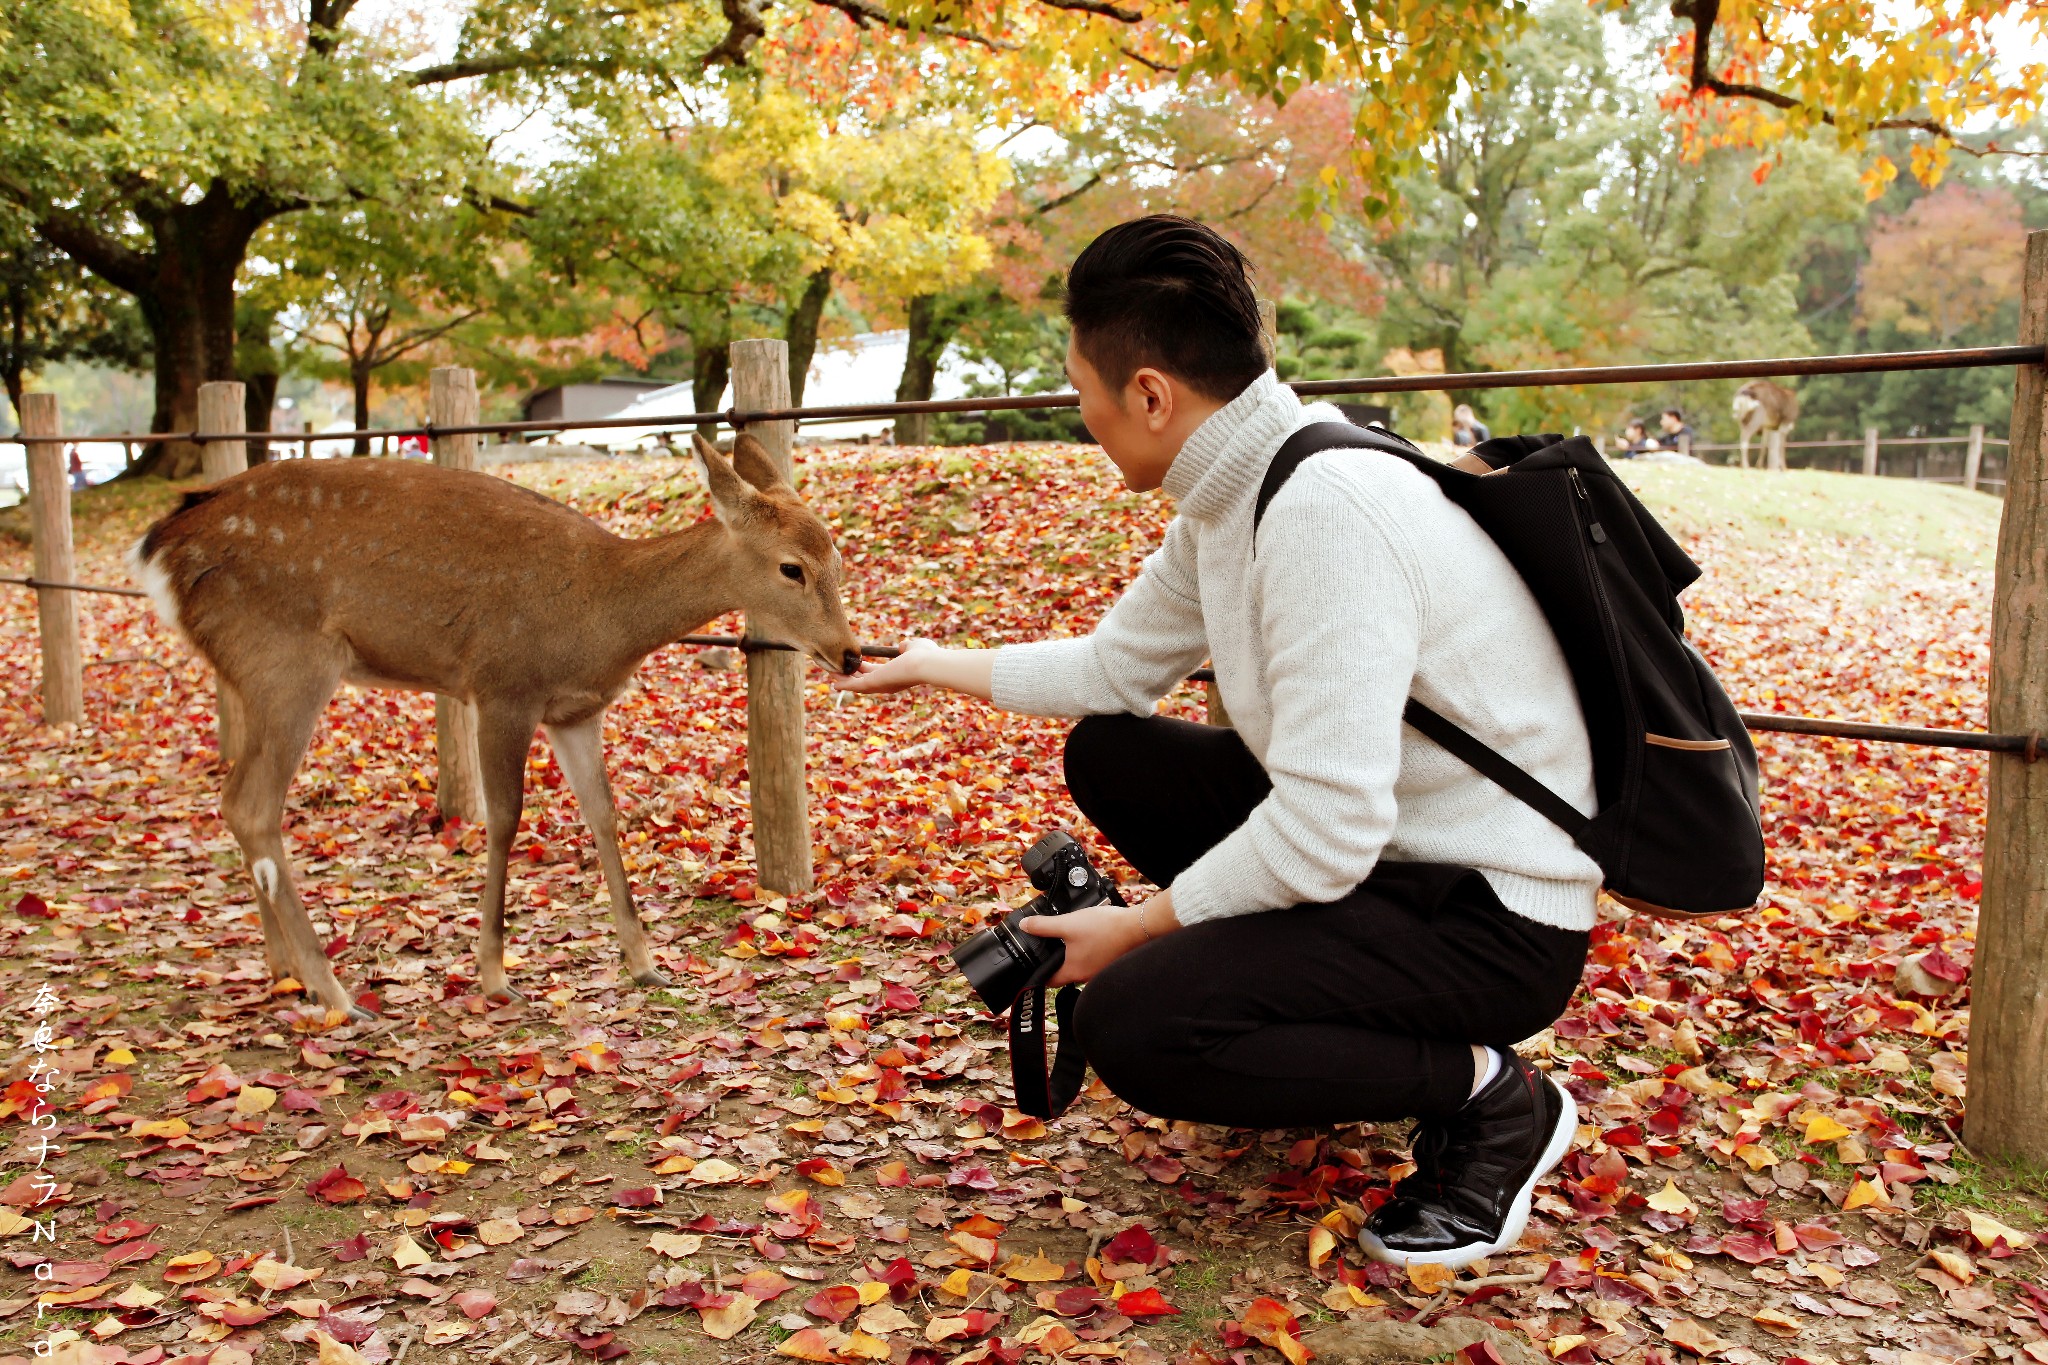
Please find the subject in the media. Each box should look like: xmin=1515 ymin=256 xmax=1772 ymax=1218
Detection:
xmin=1358 ymin=1074 xmax=1578 ymax=1271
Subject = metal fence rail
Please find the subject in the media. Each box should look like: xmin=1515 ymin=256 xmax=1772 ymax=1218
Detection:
xmin=3 ymin=344 xmax=2039 ymax=449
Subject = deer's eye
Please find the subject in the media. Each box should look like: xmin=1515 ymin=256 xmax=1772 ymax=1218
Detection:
xmin=779 ymin=563 xmax=805 ymax=584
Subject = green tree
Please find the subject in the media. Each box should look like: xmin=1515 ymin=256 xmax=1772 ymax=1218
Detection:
xmin=257 ymin=200 xmax=511 ymax=453
xmin=0 ymin=220 xmax=147 ymax=428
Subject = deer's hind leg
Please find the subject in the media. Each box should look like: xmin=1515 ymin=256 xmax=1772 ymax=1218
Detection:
xmin=544 ymin=712 xmax=671 ymax=990
xmin=219 ymin=661 xmax=365 ymax=1018
xmin=474 ymin=701 xmax=541 ymax=1004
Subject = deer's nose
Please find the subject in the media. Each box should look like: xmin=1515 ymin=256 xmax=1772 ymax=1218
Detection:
xmin=841 ymin=648 xmax=861 ymax=676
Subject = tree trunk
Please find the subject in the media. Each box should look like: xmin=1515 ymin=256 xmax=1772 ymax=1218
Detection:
xmin=351 ymin=364 xmax=373 ymax=456
xmin=65 ymin=183 xmax=274 ymax=481
xmin=693 ymin=314 xmax=732 ymax=440
xmin=242 ymin=371 xmax=278 ymax=465
xmin=893 ymin=293 xmax=950 ymax=446
xmin=3 ymin=365 xmax=22 ymax=433
xmin=785 ymin=266 xmax=833 ymax=407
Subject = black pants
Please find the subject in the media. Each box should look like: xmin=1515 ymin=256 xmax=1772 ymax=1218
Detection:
xmin=1064 ymin=713 xmax=1588 ymax=1127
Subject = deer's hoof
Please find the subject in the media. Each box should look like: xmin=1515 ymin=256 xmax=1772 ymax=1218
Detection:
xmin=343 ymin=1004 xmax=377 ymax=1024
xmin=632 ymin=968 xmax=673 ymax=990
xmin=484 ymin=984 xmax=528 ymax=1006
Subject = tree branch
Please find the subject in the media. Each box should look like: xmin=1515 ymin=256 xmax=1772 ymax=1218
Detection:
xmin=306 ymin=0 xmax=363 ymax=57
xmin=30 ymin=209 xmax=154 ymax=297
xmin=1033 ymin=170 xmax=1109 ymax=216
xmin=705 ymin=0 xmax=770 ymax=67
xmin=1035 ymin=0 xmax=1142 ymax=21
xmin=807 ymin=0 xmax=1018 ymax=51
xmin=1116 ymin=43 xmax=1179 ymax=73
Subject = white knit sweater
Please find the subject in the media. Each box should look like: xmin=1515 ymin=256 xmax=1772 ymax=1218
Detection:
xmin=990 ymin=371 xmax=1603 ymax=932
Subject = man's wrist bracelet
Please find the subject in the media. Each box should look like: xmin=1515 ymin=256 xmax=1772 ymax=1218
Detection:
xmin=1135 ymin=902 xmax=1154 ymax=941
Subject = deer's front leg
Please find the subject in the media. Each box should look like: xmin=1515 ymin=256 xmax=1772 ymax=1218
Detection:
xmin=544 ymin=714 xmax=671 ymax=990
xmin=474 ymin=704 xmax=540 ymax=1004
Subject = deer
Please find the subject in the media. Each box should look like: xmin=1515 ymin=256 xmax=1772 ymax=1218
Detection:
xmin=129 ymin=433 xmax=861 ymax=1019
xmin=1732 ymin=380 xmax=1799 ymax=469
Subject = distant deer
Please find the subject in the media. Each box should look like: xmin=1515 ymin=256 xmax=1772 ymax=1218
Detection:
xmin=1732 ymin=380 xmax=1799 ymax=469
xmin=130 ymin=434 xmax=860 ymax=1018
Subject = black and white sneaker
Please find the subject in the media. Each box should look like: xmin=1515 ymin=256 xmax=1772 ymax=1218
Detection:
xmin=1359 ymin=1050 xmax=1577 ymax=1269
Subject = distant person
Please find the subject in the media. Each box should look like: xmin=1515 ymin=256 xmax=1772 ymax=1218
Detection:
xmin=67 ymin=445 xmax=87 ymax=490
xmin=1615 ymin=421 xmax=1654 ymax=458
xmin=1452 ymin=403 xmax=1491 ymax=447
xmin=1657 ymin=408 xmax=1694 ymax=453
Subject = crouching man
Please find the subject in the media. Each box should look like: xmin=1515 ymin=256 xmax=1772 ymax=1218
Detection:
xmin=832 ymin=215 xmax=1599 ymax=1269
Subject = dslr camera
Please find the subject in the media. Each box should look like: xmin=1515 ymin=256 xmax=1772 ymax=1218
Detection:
xmin=951 ymin=830 xmax=1121 ymax=1013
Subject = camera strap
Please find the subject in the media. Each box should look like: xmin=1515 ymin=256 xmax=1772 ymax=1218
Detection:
xmin=1009 ymin=955 xmax=1085 ymax=1121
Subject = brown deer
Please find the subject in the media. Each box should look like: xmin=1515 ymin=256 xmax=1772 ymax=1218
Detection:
xmin=130 ymin=434 xmax=860 ymax=1018
xmin=1732 ymin=380 xmax=1799 ymax=469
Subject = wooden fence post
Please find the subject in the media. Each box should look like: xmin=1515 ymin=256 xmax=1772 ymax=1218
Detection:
xmin=1964 ymin=423 xmax=1985 ymax=493
xmin=731 ymin=338 xmax=815 ymax=894
xmin=429 ymin=368 xmax=485 ymax=824
xmin=1863 ymin=426 xmax=1880 ymax=478
xmin=1765 ymin=428 xmax=1786 ymax=472
xmin=1970 ymin=228 xmax=2048 ymax=1165
xmin=21 ymin=394 xmax=82 ymax=728
xmin=198 ymin=383 xmax=249 ymax=759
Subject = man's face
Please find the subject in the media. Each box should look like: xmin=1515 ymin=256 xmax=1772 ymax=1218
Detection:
xmin=1660 ymin=413 xmax=1682 ymax=433
xmin=1066 ymin=335 xmax=1178 ymax=492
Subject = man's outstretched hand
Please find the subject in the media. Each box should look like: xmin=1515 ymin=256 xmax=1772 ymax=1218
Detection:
xmin=829 ymin=639 xmax=995 ymax=702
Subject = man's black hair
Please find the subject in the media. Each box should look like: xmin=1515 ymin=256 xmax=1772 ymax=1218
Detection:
xmin=1662 ymin=407 xmax=1685 ymax=421
xmin=1064 ymin=215 xmax=1268 ymax=402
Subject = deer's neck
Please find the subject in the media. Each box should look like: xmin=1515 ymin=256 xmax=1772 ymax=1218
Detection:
xmin=614 ymin=518 xmax=746 ymax=656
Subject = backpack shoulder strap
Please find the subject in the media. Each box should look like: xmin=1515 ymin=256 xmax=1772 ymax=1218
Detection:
xmin=1253 ymin=421 xmax=1426 ymax=543
xmin=1251 ymin=420 xmax=1593 ymax=842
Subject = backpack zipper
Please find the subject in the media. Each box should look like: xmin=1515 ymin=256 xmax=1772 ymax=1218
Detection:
xmin=1569 ymin=468 xmax=1608 ymax=543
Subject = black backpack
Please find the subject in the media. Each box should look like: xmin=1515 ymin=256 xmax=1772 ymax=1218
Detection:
xmin=1253 ymin=422 xmax=1765 ymax=919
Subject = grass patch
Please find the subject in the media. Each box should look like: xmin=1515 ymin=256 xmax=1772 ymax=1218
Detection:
xmin=1618 ymin=463 xmax=2002 ymax=570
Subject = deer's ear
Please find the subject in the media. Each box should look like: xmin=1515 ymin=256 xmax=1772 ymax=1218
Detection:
xmin=691 ymin=434 xmax=755 ymax=525
xmin=730 ymin=431 xmax=791 ymax=491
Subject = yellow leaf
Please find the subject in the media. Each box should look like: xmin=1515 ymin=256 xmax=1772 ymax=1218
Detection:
xmin=1549 ymin=1336 xmax=1588 ymax=1358
xmin=1646 ymin=1180 xmax=1697 ymax=1217
xmin=685 ymin=1158 xmax=744 ymax=1187
xmin=1732 ymin=1143 xmax=1778 ymax=1171
xmin=247 ymin=1258 xmax=321 ymax=1292
xmin=1963 ymin=1211 xmax=2038 ymax=1251
xmin=315 ymin=1332 xmax=370 ymax=1365
xmin=129 ymin=1117 xmax=189 ymax=1140
xmin=1799 ymin=1112 xmax=1853 ymax=1144
xmin=234 ymin=1085 xmax=277 ymax=1115
xmin=389 ymin=1235 xmax=431 ymax=1269
xmin=1842 ymin=1177 xmax=1889 ymax=1211
xmin=1928 ymin=1248 xmax=1976 ymax=1283
xmin=840 ymin=1331 xmax=892 ymax=1360
xmin=1406 ymin=1262 xmax=1454 ymax=1294
xmin=856 ymin=1281 xmax=890 ymax=1306
xmin=648 ymin=1233 xmax=704 ymax=1258
xmin=699 ymin=1295 xmax=758 ymax=1340
xmin=1307 ymin=1225 xmax=1337 ymax=1270
xmin=996 ymin=1250 xmax=1067 ymax=1282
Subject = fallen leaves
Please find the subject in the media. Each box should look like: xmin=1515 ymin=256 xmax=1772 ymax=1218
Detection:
xmin=0 ymin=449 xmax=2036 ymax=1365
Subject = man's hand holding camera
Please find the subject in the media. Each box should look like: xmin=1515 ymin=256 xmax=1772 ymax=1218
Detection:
xmin=1022 ymin=889 xmax=1177 ymax=985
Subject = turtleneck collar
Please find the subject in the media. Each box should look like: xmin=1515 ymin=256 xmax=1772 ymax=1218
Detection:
xmin=1161 ymin=370 xmax=1308 ymax=522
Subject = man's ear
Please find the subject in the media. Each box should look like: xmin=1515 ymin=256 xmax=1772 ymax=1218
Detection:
xmin=730 ymin=431 xmax=791 ymax=491
xmin=691 ymin=433 xmax=756 ymax=525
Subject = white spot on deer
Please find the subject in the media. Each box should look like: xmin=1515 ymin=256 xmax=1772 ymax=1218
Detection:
xmin=240 ymin=518 xmax=258 ymax=537
xmin=253 ymin=857 xmax=280 ymax=900
xmin=311 ymin=557 xmax=323 ymax=573
xmin=310 ymin=487 xmax=323 ymax=508
xmin=268 ymin=526 xmax=284 ymax=544
xmin=126 ymin=538 xmax=185 ymax=639
xmin=219 ymin=514 xmax=240 ymax=534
